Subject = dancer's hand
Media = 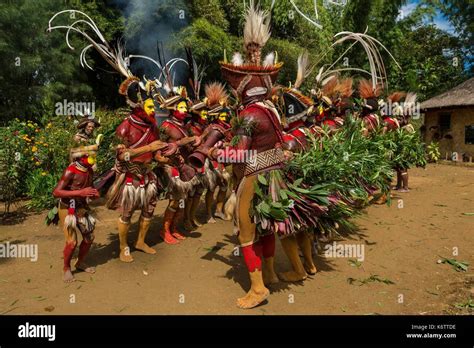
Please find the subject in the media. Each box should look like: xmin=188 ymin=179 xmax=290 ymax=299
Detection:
xmin=161 ymin=142 xmax=178 ymax=157
xmin=78 ymin=187 xmax=99 ymax=198
xmin=193 ymin=135 xmax=202 ymax=147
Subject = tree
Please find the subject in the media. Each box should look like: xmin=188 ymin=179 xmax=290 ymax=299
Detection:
xmin=0 ymin=0 xmax=124 ymax=125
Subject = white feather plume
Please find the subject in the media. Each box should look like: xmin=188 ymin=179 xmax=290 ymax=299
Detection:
xmin=243 ymin=0 xmax=271 ymax=48
xmin=263 ymin=52 xmax=275 ymax=67
xmin=232 ymin=52 xmax=243 ymax=66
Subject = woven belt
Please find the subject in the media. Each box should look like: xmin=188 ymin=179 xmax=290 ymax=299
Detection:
xmin=244 ymin=147 xmax=285 ymax=176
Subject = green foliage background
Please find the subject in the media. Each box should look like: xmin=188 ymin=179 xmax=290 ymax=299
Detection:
xmin=0 ymin=0 xmax=472 ymax=211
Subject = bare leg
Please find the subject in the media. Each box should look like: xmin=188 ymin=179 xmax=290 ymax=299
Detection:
xmin=75 ymin=231 xmax=96 ymax=273
xmin=236 ymin=175 xmax=270 ymax=309
xmin=59 ymin=207 xmax=77 ymax=282
xmin=135 ymin=217 xmax=156 ymax=254
xmin=190 ymin=194 xmax=202 ymax=227
xmin=279 ymin=235 xmax=307 ymax=282
xmin=296 ymin=232 xmax=317 ymax=275
xmin=118 ymin=218 xmax=133 ymax=262
xmin=399 ymin=170 xmax=409 ymax=192
xmin=394 ymin=169 xmax=402 ymax=190
xmin=161 ymin=203 xmax=180 ymax=245
xmin=205 ymin=190 xmax=216 ymax=223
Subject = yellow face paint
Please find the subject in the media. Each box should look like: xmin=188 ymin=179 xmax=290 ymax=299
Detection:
xmin=176 ymin=101 xmax=188 ymax=114
xmin=219 ymin=112 xmax=227 ymax=122
xmin=144 ymin=98 xmax=155 ymax=117
xmin=87 ymin=155 xmax=96 ymax=165
xmin=318 ymin=105 xmax=324 ymax=116
xmin=200 ymin=110 xmax=208 ymax=121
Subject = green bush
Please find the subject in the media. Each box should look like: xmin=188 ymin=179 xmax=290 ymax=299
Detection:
xmin=0 ymin=109 xmax=123 ymax=212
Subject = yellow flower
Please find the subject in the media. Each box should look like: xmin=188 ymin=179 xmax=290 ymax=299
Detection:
xmin=43 ymin=143 xmax=49 ymax=147
xmin=41 ymin=172 xmax=47 ymax=176
xmin=35 ymin=162 xmax=41 ymax=166
xmin=31 ymin=146 xmax=38 ymax=152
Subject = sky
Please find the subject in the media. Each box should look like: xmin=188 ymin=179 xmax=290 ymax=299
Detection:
xmin=399 ymin=0 xmax=456 ymax=34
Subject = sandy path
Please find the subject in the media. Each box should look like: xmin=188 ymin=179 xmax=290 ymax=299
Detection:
xmin=0 ymin=164 xmax=472 ymax=315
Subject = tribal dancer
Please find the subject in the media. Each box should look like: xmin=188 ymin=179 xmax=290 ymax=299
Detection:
xmin=106 ymin=78 xmax=174 ymax=262
xmin=395 ymin=92 xmax=418 ymax=192
xmin=271 ymin=57 xmax=320 ymax=281
xmin=204 ymin=2 xmax=282 ymax=308
xmin=190 ymin=82 xmax=234 ymax=222
xmin=358 ymin=79 xmax=382 ymax=136
xmin=53 ymin=146 xmax=99 ymax=282
xmin=381 ymin=92 xmax=405 ymax=133
xmin=47 ymin=11 xmax=174 ymax=263
xmin=192 ymin=1 xmax=323 ymax=308
xmin=158 ymin=88 xmax=201 ymax=243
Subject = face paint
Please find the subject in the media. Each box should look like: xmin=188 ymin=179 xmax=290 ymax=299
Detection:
xmin=177 ymin=101 xmax=188 ymax=114
xmin=144 ymin=98 xmax=155 ymax=117
xmin=218 ymin=112 xmax=228 ymax=122
xmin=200 ymin=110 xmax=208 ymax=121
xmin=87 ymin=155 xmax=96 ymax=166
xmin=79 ymin=155 xmax=95 ymax=168
xmin=173 ymin=100 xmax=189 ymax=121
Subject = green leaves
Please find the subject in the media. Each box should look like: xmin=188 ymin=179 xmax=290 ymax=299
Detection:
xmin=438 ymin=256 xmax=469 ymax=272
xmin=347 ymin=275 xmax=396 ymax=286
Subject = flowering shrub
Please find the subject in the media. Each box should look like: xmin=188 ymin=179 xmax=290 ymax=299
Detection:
xmin=0 ymin=110 xmax=122 ymax=212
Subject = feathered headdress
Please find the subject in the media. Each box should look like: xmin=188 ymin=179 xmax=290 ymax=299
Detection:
xmin=359 ymin=79 xmax=382 ymax=111
xmin=220 ymin=0 xmax=282 ymax=101
xmin=243 ymin=0 xmax=271 ymax=65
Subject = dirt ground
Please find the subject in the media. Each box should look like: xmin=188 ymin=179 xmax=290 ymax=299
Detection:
xmin=0 ymin=164 xmax=473 ymax=315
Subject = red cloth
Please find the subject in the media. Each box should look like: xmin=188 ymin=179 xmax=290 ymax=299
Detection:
xmin=241 ymin=243 xmax=263 ymax=272
xmin=260 ymin=234 xmax=275 ymax=259
xmin=171 ymin=167 xmax=180 ymax=178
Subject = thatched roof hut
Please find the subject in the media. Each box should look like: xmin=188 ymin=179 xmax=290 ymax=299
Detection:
xmin=421 ymin=77 xmax=474 ymax=162
xmin=421 ymin=77 xmax=474 ymax=110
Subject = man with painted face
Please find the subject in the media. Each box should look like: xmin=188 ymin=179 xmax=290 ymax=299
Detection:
xmin=106 ymin=77 xmax=175 ymax=262
xmin=189 ymin=82 xmax=234 ymax=223
xmin=53 ymin=147 xmax=100 ymax=282
xmin=158 ymin=88 xmax=202 ymax=244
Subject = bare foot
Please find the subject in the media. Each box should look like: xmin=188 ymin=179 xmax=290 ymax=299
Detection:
xmin=303 ymin=262 xmax=317 ymax=275
xmin=171 ymin=231 xmax=186 ymax=240
xmin=236 ymin=288 xmax=270 ymax=309
xmin=74 ymin=261 xmax=96 ymax=274
xmin=278 ymin=271 xmax=307 ymax=282
xmin=63 ymin=269 xmax=75 ymax=283
xmin=214 ymin=211 xmax=232 ymax=221
xmin=207 ymin=216 xmax=217 ymax=224
xmin=119 ymin=247 xmax=134 ymax=262
xmin=160 ymin=232 xmax=179 ymax=245
xmin=135 ymin=242 xmax=157 ymax=254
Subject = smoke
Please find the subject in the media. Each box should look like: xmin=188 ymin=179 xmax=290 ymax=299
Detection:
xmin=111 ymin=0 xmax=191 ymax=85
